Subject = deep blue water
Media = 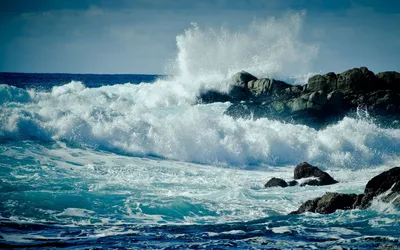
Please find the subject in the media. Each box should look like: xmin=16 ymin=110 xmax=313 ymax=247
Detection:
xmin=0 ymin=73 xmax=399 ymax=249
xmin=0 ymin=72 xmax=160 ymax=90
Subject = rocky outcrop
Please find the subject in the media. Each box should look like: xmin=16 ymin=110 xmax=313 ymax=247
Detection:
xmin=264 ymin=162 xmax=336 ymax=188
xmin=360 ymin=167 xmax=400 ymax=208
xmin=291 ymin=167 xmax=400 ymax=214
xmin=198 ymin=67 xmax=400 ymax=129
xmin=294 ymin=162 xmax=338 ymax=186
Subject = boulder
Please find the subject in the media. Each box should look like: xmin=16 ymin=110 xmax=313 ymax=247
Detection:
xmin=232 ymin=71 xmax=257 ymax=88
xmin=306 ymin=72 xmax=337 ymax=93
xmin=360 ymin=167 xmax=400 ymax=208
xmin=248 ymin=78 xmax=291 ymax=98
xmin=376 ymin=71 xmax=400 ymax=92
xmin=336 ymin=67 xmax=377 ymax=93
xmin=264 ymin=177 xmax=288 ymax=188
xmin=294 ymin=162 xmax=338 ymax=186
xmin=290 ymin=192 xmax=364 ymax=214
xmin=326 ymin=91 xmax=345 ymax=109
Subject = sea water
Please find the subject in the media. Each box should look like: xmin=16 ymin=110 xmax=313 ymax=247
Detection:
xmin=1 ymin=13 xmax=399 ymax=249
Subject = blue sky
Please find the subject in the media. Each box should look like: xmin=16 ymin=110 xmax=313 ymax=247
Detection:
xmin=1 ymin=0 xmax=399 ymax=74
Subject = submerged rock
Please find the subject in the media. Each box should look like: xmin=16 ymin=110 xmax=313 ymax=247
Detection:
xmin=294 ymin=162 xmax=338 ymax=186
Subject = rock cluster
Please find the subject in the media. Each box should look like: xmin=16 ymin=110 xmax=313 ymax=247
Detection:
xmin=264 ymin=162 xmax=337 ymax=188
xmin=198 ymin=68 xmax=400 ymax=128
xmin=290 ymin=167 xmax=400 ymax=214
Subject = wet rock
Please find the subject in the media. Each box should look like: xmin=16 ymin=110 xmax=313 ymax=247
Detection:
xmin=232 ymin=71 xmax=257 ymax=88
xmin=248 ymin=78 xmax=291 ymax=98
xmin=198 ymin=90 xmax=232 ymax=104
xmin=287 ymin=180 xmax=298 ymax=186
xmin=205 ymin=67 xmax=400 ymax=129
xmin=360 ymin=167 xmax=400 ymax=208
xmin=294 ymin=162 xmax=338 ymax=186
xmin=291 ymin=167 xmax=400 ymax=214
xmin=290 ymin=192 xmax=364 ymax=214
xmin=264 ymin=177 xmax=288 ymax=188
xmin=376 ymin=71 xmax=400 ymax=92
xmin=306 ymin=72 xmax=337 ymax=93
xmin=336 ymin=67 xmax=377 ymax=93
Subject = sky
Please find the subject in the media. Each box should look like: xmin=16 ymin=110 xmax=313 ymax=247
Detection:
xmin=1 ymin=0 xmax=400 ymax=74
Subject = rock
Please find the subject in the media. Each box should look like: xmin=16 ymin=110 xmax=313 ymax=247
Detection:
xmin=228 ymin=85 xmax=251 ymax=101
xmin=210 ymin=68 xmax=400 ymax=129
xmin=360 ymin=167 xmax=400 ymax=208
xmin=287 ymin=180 xmax=298 ymax=186
xmin=248 ymin=78 xmax=291 ymax=98
xmin=306 ymin=72 xmax=337 ymax=93
xmin=294 ymin=162 xmax=338 ymax=186
xmin=364 ymin=167 xmax=400 ymax=195
xmin=376 ymin=71 xmax=400 ymax=92
xmin=264 ymin=177 xmax=288 ymax=188
xmin=232 ymin=71 xmax=257 ymax=88
xmin=290 ymin=192 xmax=364 ymax=214
xmin=289 ymin=94 xmax=309 ymax=112
xmin=308 ymin=91 xmax=327 ymax=106
xmin=197 ymin=90 xmax=232 ymax=104
xmin=291 ymin=167 xmax=400 ymax=214
xmin=336 ymin=67 xmax=377 ymax=93
xmin=326 ymin=91 xmax=345 ymax=109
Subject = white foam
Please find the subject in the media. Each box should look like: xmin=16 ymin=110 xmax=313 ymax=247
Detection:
xmin=1 ymin=82 xmax=400 ymax=168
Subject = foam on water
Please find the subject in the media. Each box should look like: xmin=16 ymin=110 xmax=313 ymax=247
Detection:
xmin=1 ymin=81 xmax=399 ymax=168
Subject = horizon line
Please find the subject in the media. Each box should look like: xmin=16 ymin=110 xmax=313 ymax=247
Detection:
xmin=0 ymin=71 xmax=164 ymax=76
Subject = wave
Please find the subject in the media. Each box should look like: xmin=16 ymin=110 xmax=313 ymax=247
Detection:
xmin=1 ymin=81 xmax=399 ymax=169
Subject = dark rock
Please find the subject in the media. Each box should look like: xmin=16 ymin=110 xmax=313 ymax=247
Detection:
xmin=290 ymin=192 xmax=364 ymax=214
xmin=326 ymin=91 xmax=345 ymax=109
xmin=360 ymin=167 xmax=400 ymax=208
xmin=228 ymin=85 xmax=251 ymax=101
xmin=336 ymin=67 xmax=377 ymax=93
xmin=198 ymin=90 xmax=232 ymax=104
xmin=232 ymin=71 xmax=257 ymax=88
xmin=376 ymin=71 xmax=400 ymax=92
xmin=248 ymin=78 xmax=291 ymax=98
xmin=294 ymin=162 xmax=338 ymax=186
xmin=287 ymin=180 xmax=298 ymax=186
xmin=264 ymin=177 xmax=288 ymax=188
xmin=291 ymin=167 xmax=400 ymax=214
xmin=207 ymin=67 xmax=400 ymax=129
xmin=290 ymin=197 xmax=319 ymax=215
xmin=306 ymin=72 xmax=337 ymax=93
xmin=364 ymin=167 xmax=400 ymax=195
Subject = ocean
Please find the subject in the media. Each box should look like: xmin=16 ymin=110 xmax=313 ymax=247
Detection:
xmin=1 ymin=18 xmax=400 ymax=249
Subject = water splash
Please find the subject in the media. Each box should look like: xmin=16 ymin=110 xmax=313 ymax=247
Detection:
xmin=167 ymin=12 xmax=318 ymax=93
